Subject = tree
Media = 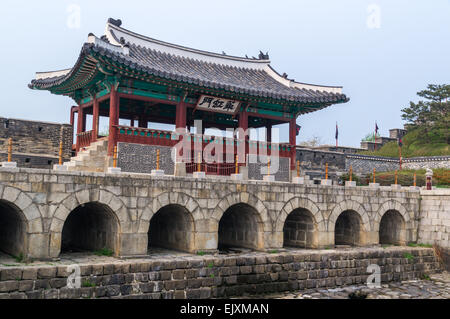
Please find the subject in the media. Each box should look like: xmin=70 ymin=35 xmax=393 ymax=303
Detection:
xmin=361 ymin=132 xmax=380 ymax=142
xmin=401 ymin=84 xmax=450 ymax=144
xmin=299 ymin=135 xmax=323 ymax=147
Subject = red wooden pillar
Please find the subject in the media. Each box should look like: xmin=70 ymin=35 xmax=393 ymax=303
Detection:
xmin=70 ymin=106 xmax=76 ymax=126
xmin=138 ymin=117 xmax=147 ymax=128
xmin=92 ymin=98 xmax=99 ymax=142
xmin=266 ymin=125 xmax=272 ymax=143
xmin=130 ymin=119 xmax=135 ymax=127
xmin=76 ymin=106 xmax=84 ymax=153
xmin=289 ymin=117 xmax=297 ymax=170
xmin=239 ymin=111 xmax=249 ymax=158
xmin=175 ymin=101 xmax=187 ymax=131
xmin=108 ymin=86 xmax=119 ymax=156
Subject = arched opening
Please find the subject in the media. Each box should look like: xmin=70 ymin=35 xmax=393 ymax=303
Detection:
xmin=283 ymin=208 xmax=318 ymax=249
xmin=335 ymin=210 xmax=364 ymax=246
xmin=0 ymin=200 xmax=27 ymax=258
xmin=379 ymin=210 xmax=406 ymax=245
xmin=148 ymin=204 xmax=194 ymax=253
xmin=218 ymin=203 xmax=262 ymax=251
xmin=61 ymin=202 xmax=119 ymax=255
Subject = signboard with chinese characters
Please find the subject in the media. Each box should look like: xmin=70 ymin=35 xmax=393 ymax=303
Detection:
xmin=196 ymin=95 xmax=241 ymax=115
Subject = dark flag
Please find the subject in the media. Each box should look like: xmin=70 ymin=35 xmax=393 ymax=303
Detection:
xmin=375 ymin=122 xmax=379 ymax=135
xmin=296 ymin=124 xmax=301 ymax=136
xmin=335 ymin=123 xmax=339 ymax=140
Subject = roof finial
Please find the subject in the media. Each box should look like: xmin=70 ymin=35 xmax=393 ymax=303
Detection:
xmin=258 ymin=51 xmax=269 ymax=60
xmin=108 ymin=18 xmax=122 ymax=27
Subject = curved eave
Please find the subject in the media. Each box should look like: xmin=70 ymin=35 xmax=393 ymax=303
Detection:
xmin=29 ymin=44 xmax=100 ymax=95
xmin=91 ymin=45 xmax=348 ymax=106
xmin=29 ymin=40 xmax=349 ymax=107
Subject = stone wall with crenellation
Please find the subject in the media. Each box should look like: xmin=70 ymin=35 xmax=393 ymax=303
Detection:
xmin=0 ymin=117 xmax=73 ymax=168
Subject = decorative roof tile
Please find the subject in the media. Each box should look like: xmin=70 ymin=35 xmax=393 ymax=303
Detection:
xmin=30 ymin=19 xmax=349 ymax=106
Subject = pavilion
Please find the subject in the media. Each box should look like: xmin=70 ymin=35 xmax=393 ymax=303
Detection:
xmin=29 ymin=18 xmax=348 ymax=176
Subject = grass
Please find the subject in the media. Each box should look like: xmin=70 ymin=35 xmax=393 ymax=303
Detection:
xmin=14 ymin=254 xmax=24 ymax=263
xmin=363 ymin=168 xmax=450 ymax=187
xmin=404 ymin=253 xmax=414 ymax=261
xmin=94 ymin=248 xmax=114 ymax=257
xmin=197 ymin=251 xmax=206 ymax=256
xmin=422 ymin=274 xmax=431 ymax=281
xmin=268 ymin=250 xmax=279 ymax=254
xmin=358 ymin=129 xmax=449 ymax=158
xmin=81 ymin=279 xmax=96 ymax=288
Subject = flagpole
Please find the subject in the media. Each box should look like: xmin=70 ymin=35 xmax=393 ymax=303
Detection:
xmin=336 ymin=122 xmax=338 ymax=148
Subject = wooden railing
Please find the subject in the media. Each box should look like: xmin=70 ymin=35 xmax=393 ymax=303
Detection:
xmin=115 ymin=125 xmax=294 ymax=159
xmin=186 ymin=162 xmax=237 ymax=176
xmin=77 ymin=130 xmax=95 ymax=150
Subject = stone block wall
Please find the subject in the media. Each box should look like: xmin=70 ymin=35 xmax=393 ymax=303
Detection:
xmin=418 ymin=189 xmax=450 ymax=249
xmin=296 ymin=148 xmax=346 ymax=172
xmin=247 ymin=155 xmax=290 ymax=182
xmin=0 ymin=248 xmax=440 ymax=299
xmin=403 ymin=156 xmax=450 ymax=170
xmin=346 ymin=155 xmax=399 ymax=175
xmin=117 ymin=143 xmax=175 ymax=175
xmin=0 ymin=117 xmax=73 ymax=168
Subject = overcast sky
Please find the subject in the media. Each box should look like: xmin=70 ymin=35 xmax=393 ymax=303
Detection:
xmin=1 ymin=0 xmax=449 ymax=147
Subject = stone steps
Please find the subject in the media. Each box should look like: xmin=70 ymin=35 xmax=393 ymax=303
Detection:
xmin=64 ymin=139 xmax=109 ymax=172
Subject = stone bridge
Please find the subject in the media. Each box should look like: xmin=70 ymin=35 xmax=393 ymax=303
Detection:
xmin=0 ymin=168 xmax=421 ymax=260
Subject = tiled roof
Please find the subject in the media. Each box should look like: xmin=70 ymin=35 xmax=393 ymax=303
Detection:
xmin=30 ymin=19 xmax=349 ymax=105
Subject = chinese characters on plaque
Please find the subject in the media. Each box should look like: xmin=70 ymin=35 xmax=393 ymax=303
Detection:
xmin=196 ymin=95 xmax=241 ymax=115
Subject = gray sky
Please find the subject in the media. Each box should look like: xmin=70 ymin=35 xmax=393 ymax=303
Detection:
xmin=1 ymin=0 xmax=449 ymax=147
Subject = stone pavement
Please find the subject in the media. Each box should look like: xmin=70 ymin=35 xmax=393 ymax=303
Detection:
xmin=240 ymin=272 xmax=450 ymax=299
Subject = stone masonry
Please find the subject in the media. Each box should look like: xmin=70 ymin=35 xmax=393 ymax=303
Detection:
xmin=0 ymin=247 xmax=440 ymax=299
xmin=0 ymin=167 xmax=433 ymax=260
xmin=0 ymin=117 xmax=73 ymax=168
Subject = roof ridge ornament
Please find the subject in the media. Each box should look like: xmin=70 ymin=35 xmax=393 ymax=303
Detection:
xmin=108 ymin=18 xmax=122 ymax=27
xmin=259 ymin=51 xmax=269 ymax=60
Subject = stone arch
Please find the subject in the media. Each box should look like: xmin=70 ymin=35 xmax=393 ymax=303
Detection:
xmin=0 ymin=186 xmax=43 ymax=233
xmin=211 ymin=192 xmax=271 ymax=233
xmin=374 ymin=200 xmax=412 ymax=245
xmin=61 ymin=202 xmax=120 ymax=255
xmin=374 ymin=200 xmax=412 ymax=231
xmin=49 ymin=189 xmax=129 ymax=258
xmin=275 ymin=197 xmax=325 ymax=233
xmin=218 ymin=203 xmax=265 ymax=251
xmin=0 ymin=199 xmax=28 ymax=257
xmin=328 ymin=200 xmax=371 ymax=232
xmin=148 ymin=204 xmax=196 ymax=253
xmin=139 ymin=192 xmax=203 ymax=235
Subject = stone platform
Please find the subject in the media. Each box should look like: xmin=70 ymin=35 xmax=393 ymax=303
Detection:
xmin=0 ymin=247 xmax=441 ymax=299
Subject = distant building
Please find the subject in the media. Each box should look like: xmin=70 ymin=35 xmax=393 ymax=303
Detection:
xmin=389 ymin=128 xmax=407 ymax=140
